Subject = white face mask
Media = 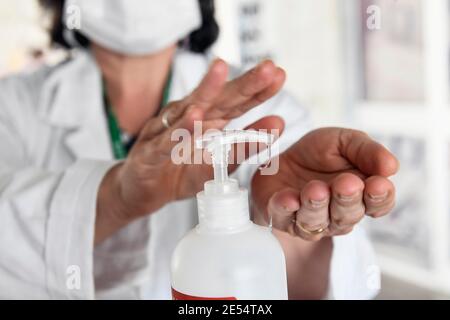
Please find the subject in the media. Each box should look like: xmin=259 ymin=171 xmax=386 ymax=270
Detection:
xmin=63 ymin=0 xmax=202 ymax=55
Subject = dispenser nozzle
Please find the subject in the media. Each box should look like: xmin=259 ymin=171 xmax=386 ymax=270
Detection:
xmin=196 ymin=130 xmax=274 ymax=185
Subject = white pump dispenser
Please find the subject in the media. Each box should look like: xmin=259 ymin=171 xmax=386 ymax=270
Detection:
xmin=196 ymin=130 xmax=274 ymax=232
xmin=171 ymin=130 xmax=288 ymax=300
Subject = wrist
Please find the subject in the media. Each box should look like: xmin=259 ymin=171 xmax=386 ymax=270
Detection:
xmin=95 ymin=163 xmax=132 ymax=244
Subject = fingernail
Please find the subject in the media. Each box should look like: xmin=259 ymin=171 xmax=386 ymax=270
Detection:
xmin=254 ymin=63 xmax=264 ymax=72
xmin=309 ymin=198 xmax=327 ymax=208
xmin=368 ymin=191 xmax=388 ymax=203
xmin=255 ymin=60 xmax=272 ymax=71
xmin=282 ymin=204 xmax=297 ymax=212
xmin=336 ymin=192 xmax=360 ymax=203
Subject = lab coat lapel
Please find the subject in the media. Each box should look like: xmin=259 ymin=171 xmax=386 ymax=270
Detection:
xmin=40 ymin=51 xmax=113 ymax=160
xmin=64 ymin=109 xmax=113 ymax=160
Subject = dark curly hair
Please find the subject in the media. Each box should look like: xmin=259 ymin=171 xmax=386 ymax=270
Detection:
xmin=38 ymin=0 xmax=219 ymax=53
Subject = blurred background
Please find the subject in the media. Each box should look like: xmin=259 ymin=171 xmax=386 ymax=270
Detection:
xmin=1 ymin=0 xmax=449 ymax=299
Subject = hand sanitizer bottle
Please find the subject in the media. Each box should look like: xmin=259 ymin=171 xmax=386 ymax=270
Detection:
xmin=171 ymin=130 xmax=288 ymax=300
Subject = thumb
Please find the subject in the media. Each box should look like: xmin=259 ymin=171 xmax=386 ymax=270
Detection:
xmin=341 ymin=130 xmax=399 ymax=177
xmin=245 ymin=115 xmax=285 ymax=134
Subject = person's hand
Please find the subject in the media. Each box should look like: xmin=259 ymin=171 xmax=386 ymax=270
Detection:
xmin=96 ymin=59 xmax=286 ymax=242
xmin=251 ymin=127 xmax=399 ymax=241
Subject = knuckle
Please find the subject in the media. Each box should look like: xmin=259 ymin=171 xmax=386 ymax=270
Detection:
xmin=332 ymin=217 xmax=347 ymax=228
xmin=331 ymin=197 xmax=364 ymax=213
xmin=333 ymin=194 xmax=361 ymax=207
xmin=236 ymin=103 xmax=253 ymax=113
xmin=332 ymin=207 xmax=365 ymax=228
xmin=268 ymin=201 xmax=294 ymax=219
xmin=365 ymin=192 xmax=391 ymax=206
xmin=366 ymin=200 xmax=395 ymax=217
xmin=152 ymin=139 xmax=166 ymax=154
xmin=304 ymin=198 xmax=329 ymax=211
xmin=367 ymin=207 xmax=391 ymax=218
xmin=350 ymin=214 xmax=364 ymax=225
xmin=296 ymin=214 xmax=328 ymax=231
xmin=170 ymin=107 xmax=186 ymax=123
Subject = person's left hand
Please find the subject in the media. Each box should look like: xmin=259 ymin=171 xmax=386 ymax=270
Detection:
xmin=251 ymin=127 xmax=399 ymax=241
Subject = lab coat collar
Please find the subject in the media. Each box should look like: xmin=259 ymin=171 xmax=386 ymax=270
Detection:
xmin=39 ymin=50 xmax=102 ymax=128
xmin=38 ymin=50 xmax=111 ymax=159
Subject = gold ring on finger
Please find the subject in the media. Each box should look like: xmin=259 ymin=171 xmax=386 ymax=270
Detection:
xmin=296 ymin=222 xmax=326 ymax=236
xmin=161 ymin=109 xmax=171 ymax=129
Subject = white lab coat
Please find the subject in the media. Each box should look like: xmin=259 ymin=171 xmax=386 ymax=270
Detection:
xmin=0 ymin=49 xmax=379 ymax=300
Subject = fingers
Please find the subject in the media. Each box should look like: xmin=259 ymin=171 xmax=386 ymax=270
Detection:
xmin=139 ymin=59 xmax=229 ymax=141
xmin=267 ymin=182 xmax=331 ymax=242
xmin=339 ymin=129 xmax=399 ymax=177
xmin=266 ymin=173 xmax=396 ymax=242
xmin=364 ymin=175 xmax=396 ymax=218
xmin=204 ymin=61 xmax=286 ymax=120
xmin=138 ymin=105 xmax=204 ymax=165
xmin=244 ymin=115 xmax=285 ymax=133
xmin=224 ymin=67 xmax=286 ymax=119
xmin=183 ymin=59 xmax=285 ymax=126
xmin=138 ymin=102 xmax=188 ymax=140
xmin=294 ymin=180 xmax=330 ymax=241
xmin=267 ymin=188 xmax=300 ymax=231
xmin=328 ymin=173 xmax=365 ymax=235
xmin=253 ymin=67 xmax=286 ymax=102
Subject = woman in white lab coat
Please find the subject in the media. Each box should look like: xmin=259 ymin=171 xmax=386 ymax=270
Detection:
xmin=0 ymin=0 xmax=398 ymax=299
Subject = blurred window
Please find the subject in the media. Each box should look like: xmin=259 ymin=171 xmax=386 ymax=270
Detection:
xmin=360 ymin=0 xmax=425 ymax=102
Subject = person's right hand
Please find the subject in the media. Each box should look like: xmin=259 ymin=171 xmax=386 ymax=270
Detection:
xmin=96 ymin=59 xmax=286 ymax=243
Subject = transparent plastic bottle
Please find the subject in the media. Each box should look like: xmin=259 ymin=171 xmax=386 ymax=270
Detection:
xmin=171 ymin=130 xmax=288 ymax=300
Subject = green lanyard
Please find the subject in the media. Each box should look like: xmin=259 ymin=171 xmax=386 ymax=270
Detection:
xmin=104 ymin=70 xmax=172 ymax=160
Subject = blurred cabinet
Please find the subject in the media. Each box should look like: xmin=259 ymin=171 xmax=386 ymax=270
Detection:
xmin=346 ymin=0 xmax=450 ymax=294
